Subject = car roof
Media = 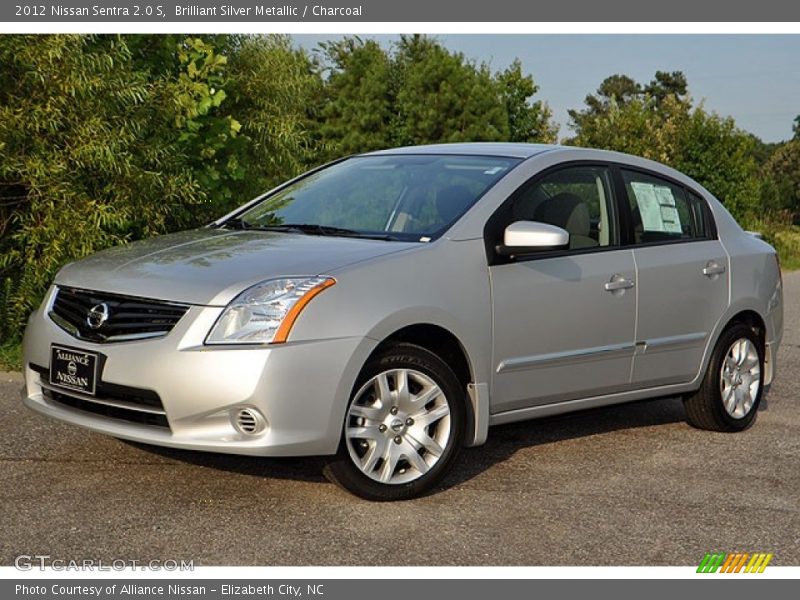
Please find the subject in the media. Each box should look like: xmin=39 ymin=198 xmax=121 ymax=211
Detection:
xmin=362 ymin=144 xmax=702 ymax=190
xmin=363 ymin=142 xmax=561 ymax=159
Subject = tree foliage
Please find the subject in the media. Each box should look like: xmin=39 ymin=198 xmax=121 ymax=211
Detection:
xmin=0 ymin=35 xmax=202 ymax=337
xmin=227 ymin=35 xmax=322 ymax=196
xmin=316 ymin=35 xmax=557 ymax=159
xmin=0 ymin=34 xmax=320 ymax=340
xmin=763 ymin=140 xmax=800 ymax=215
xmin=317 ymin=37 xmax=395 ymax=156
xmin=496 ymin=59 xmax=558 ymax=143
xmin=391 ymin=35 xmax=508 ymax=145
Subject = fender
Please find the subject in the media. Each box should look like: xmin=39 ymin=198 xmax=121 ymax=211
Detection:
xmin=691 ymin=297 xmax=776 ymax=389
xmin=364 ymin=308 xmax=491 ymax=447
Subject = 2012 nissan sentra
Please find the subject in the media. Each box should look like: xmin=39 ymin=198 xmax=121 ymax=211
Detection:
xmin=21 ymin=143 xmax=784 ymax=500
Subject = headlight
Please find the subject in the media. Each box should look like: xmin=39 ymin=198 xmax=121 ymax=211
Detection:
xmin=206 ymin=277 xmax=335 ymax=345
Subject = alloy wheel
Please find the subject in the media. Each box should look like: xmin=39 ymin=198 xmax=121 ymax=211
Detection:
xmin=719 ymin=337 xmax=761 ymax=419
xmin=345 ymin=368 xmax=452 ymax=484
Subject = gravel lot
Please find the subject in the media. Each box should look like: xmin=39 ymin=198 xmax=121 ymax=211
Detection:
xmin=1 ymin=272 xmax=798 ymax=566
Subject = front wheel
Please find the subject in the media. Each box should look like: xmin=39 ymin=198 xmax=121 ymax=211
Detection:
xmin=683 ymin=323 xmax=764 ymax=432
xmin=324 ymin=343 xmax=466 ymax=501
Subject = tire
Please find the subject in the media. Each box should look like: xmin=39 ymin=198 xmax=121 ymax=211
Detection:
xmin=324 ymin=343 xmax=466 ymax=501
xmin=683 ymin=323 xmax=764 ymax=432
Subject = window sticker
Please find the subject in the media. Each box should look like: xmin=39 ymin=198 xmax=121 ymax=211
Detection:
xmin=630 ymin=181 xmax=682 ymax=233
xmin=654 ymin=185 xmax=682 ymax=233
xmin=630 ymin=182 xmax=663 ymax=231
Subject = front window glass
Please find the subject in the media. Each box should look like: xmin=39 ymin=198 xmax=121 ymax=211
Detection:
xmin=236 ymin=154 xmax=519 ymax=241
xmin=508 ymin=166 xmax=617 ymax=249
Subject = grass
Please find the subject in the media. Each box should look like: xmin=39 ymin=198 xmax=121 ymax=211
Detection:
xmin=0 ymin=339 xmax=22 ymax=372
xmin=772 ymin=226 xmax=800 ymax=271
xmin=746 ymin=212 xmax=800 ymax=272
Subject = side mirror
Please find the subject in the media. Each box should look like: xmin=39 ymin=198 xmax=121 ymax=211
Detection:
xmin=496 ymin=221 xmax=569 ymax=256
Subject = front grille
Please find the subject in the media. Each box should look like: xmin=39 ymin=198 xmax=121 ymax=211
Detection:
xmin=31 ymin=363 xmax=170 ymax=429
xmin=50 ymin=286 xmax=189 ymax=343
xmin=95 ymin=380 xmax=163 ymax=409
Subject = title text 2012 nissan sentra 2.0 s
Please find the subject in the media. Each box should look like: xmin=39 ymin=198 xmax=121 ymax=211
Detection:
xmin=22 ymin=144 xmax=784 ymax=500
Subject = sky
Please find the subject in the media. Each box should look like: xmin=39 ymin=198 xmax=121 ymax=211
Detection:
xmin=292 ymin=35 xmax=799 ymax=143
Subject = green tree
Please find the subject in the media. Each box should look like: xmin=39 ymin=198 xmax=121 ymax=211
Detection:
xmin=0 ymin=34 xmax=329 ymax=341
xmin=168 ymin=37 xmax=243 ymax=221
xmin=392 ymin=35 xmax=508 ymax=145
xmin=497 ymin=59 xmax=558 ymax=143
xmin=674 ymin=107 xmax=761 ymax=221
xmin=569 ymin=71 xmax=689 ymax=139
xmin=0 ymin=35 xmax=204 ymax=338
xmin=643 ymin=70 xmax=688 ymax=104
xmin=763 ymin=140 xmax=800 ymax=217
xmin=568 ymin=74 xmax=642 ymax=131
xmin=226 ymin=35 xmax=322 ymax=199
xmin=315 ymin=35 xmax=557 ymax=153
xmin=317 ymin=37 xmax=395 ymax=158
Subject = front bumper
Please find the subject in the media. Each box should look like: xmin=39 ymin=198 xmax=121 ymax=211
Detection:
xmin=22 ymin=292 xmax=377 ymax=457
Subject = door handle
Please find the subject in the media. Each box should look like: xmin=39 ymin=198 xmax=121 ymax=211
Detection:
xmin=703 ymin=261 xmax=726 ymax=277
xmin=604 ymin=275 xmax=635 ymax=292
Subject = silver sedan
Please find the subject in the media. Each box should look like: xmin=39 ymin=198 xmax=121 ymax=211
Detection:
xmin=22 ymin=143 xmax=784 ymax=500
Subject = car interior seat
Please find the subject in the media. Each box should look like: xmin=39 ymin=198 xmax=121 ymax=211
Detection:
xmin=533 ymin=193 xmax=598 ymax=249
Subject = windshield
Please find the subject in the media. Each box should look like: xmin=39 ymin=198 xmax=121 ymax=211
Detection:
xmin=234 ymin=154 xmax=520 ymax=241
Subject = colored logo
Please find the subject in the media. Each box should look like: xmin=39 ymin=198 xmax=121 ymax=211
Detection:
xmin=697 ymin=552 xmax=773 ymax=573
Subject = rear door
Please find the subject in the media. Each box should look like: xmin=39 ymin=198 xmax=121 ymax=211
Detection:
xmin=620 ymin=168 xmax=729 ymax=387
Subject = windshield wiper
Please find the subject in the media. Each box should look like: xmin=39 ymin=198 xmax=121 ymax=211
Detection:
xmin=258 ymin=223 xmax=397 ymax=241
xmin=218 ymin=217 xmax=251 ymax=230
xmin=219 ymin=219 xmax=396 ymax=240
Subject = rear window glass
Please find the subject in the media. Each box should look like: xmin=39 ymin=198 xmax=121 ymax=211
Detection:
xmin=622 ymin=170 xmax=710 ymax=244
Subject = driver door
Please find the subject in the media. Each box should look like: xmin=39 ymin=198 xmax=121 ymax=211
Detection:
xmin=488 ymin=165 xmax=637 ymax=413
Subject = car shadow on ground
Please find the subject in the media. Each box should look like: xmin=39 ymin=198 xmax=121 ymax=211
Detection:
xmin=123 ymin=395 xmax=694 ymax=493
xmin=121 ymin=441 xmax=330 ymax=483
xmin=442 ymin=395 xmax=689 ymax=490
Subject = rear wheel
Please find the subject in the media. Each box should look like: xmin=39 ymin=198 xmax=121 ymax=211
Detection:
xmin=683 ymin=323 xmax=764 ymax=432
xmin=324 ymin=343 xmax=465 ymax=501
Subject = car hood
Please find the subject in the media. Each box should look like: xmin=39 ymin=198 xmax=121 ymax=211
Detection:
xmin=55 ymin=228 xmax=418 ymax=306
